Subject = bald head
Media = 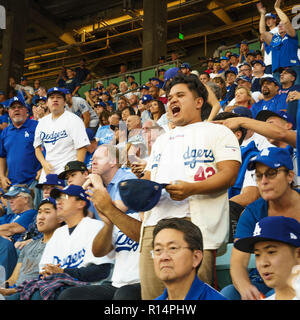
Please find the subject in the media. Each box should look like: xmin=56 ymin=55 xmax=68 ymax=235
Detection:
xmin=126 ymin=115 xmax=141 ymax=131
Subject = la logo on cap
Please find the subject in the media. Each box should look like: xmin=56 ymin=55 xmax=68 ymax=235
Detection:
xmin=253 ymin=222 xmax=261 ymax=236
xmin=290 ymin=233 xmax=298 ymax=240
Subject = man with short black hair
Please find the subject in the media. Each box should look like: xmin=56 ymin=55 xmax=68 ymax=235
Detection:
xmin=34 ymin=87 xmax=90 ymax=184
xmin=139 ymin=73 xmax=241 ymax=298
xmin=152 ymin=218 xmax=227 ymax=300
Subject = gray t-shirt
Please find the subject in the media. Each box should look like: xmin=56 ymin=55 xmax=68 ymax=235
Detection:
xmin=66 ymin=96 xmax=99 ymax=128
xmin=16 ymin=238 xmax=46 ymax=286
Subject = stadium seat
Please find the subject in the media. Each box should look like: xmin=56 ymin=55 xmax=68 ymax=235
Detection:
xmin=216 ymin=243 xmax=256 ymax=290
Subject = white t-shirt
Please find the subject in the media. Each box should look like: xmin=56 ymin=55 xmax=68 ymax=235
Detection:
xmin=39 ymin=217 xmax=114 ymax=272
xmin=110 ymin=212 xmax=140 ymax=288
xmin=241 ymin=132 xmax=275 ymax=151
xmin=34 ymin=110 xmax=90 ymax=182
xmin=144 ymin=122 xmax=241 ymax=250
xmin=263 ymin=26 xmax=279 ymax=67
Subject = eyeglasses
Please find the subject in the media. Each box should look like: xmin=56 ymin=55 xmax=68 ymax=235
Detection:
xmin=8 ymin=195 xmax=23 ymax=200
xmin=252 ymin=168 xmax=289 ymax=181
xmin=151 ymin=245 xmax=192 ymax=258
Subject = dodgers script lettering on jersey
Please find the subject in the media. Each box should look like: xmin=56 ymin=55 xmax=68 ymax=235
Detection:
xmin=183 ymin=146 xmax=215 ymax=168
xmin=53 ymin=248 xmax=86 ymax=268
xmin=40 ymin=130 xmax=68 ymax=145
xmin=115 ymin=232 xmax=139 ymax=253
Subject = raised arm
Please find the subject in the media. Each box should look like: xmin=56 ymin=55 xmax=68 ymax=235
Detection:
xmin=274 ymin=0 xmax=296 ymax=37
xmin=215 ymin=116 xmax=296 ymax=147
xmin=257 ymin=2 xmax=273 ymax=45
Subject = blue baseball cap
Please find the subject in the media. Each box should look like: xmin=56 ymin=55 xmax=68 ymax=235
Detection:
xmin=9 ymin=96 xmax=26 ymax=108
xmin=260 ymin=76 xmax=280 ymax=87
xmin=86 ymin=128 xmax=96 ymax=141
xmin=256 ymin=110 xmax=296 ymax=130
xmin=149 ymin=77 xmax=160 ymax=82
xmin=36 ymin=174 xmax=66 ymax=189
xmin=142 ymin=94 xmax=153 ymax=104
xmin=4 ymin=185 xmax=31 ymax=198
xmin=102 ymin=91 xmax=111 ymax=96
xmin=180 ymin=62 xmax=191 ymax=69
xmin=219 ymin=56 xmax=229 ymax=61
xmin=232 ymin=106 xmax=253 ymax=118
xmin=94 ymin=102 xmax=106 ymax=108
xmin=239 ymin=62 xmax=251 ymax=69
xmin=63 ymin=88 xmax=71 ymax=95
xmin=246 ymin=50 xmax=256 ymax=57
xmin=236 ymin=75 xmax=252 ymax=83
xmin=140 ymin=85 xmax=149 ymax=90
xmin=38 ymin=197 xmax=57 ymax=209
xmin=234 ymin=216 xmax=300 ymax=253
xmin=0 ymin=90 xmax=5 ymax=95
xmin=265 ymin=13 xmax=276 ymax=19
xmin=118 ymin=179 xmax=169 ymax=212
xmin=50 ymin=185 xmax=90 ymax=207
xmin=251 ymin=60 xmax=266 ymax=67
xmin=35 ymin=96 xmax=47 ymax=103
xmin=164 ymin=67 xmax=179 ymax=82
xmin=229 ymin=53 xmax=239 ymax=58
xmin=225 ymin=69 xmax=237 ymax=77
xmin=47 ymin=87 xmax=66 ymax=98
xmin=247 ymin=147 xmax=293 ymax=171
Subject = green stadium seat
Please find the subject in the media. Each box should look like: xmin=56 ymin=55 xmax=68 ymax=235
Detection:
xmin=78 ymin=83 xmax=91 ymax=99
xmin=216 ymin=243 xmax=256 ymax=290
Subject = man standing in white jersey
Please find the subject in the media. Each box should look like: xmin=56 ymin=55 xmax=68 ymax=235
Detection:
xmin=84 ymin=74 xmax=242 ymax=300
xmin=34 ymin=87 xmax=90 ymax=183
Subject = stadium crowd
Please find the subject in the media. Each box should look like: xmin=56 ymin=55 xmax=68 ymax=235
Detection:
xmin=0 ymin=0 xmax=300 ymax=301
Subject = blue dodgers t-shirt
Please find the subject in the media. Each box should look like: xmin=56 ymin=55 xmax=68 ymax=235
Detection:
xmin=155 ymin=275 xmax=227 ymax=300
xmin=234 ymin=189 xmax=300 ymax=240
xmin=251 ymin=94 xmax=288 ymax=118
xmin=271 ymin=33 xmax=300 ymax=73
xmin=95 ymin=125 xmax=114 ymax=146
xmin=0 ymin=118 xmax=41 ymax=185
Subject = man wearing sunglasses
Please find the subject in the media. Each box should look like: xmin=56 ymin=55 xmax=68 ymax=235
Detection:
xmin=221 ymin=147 xmax=300 ymax=300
